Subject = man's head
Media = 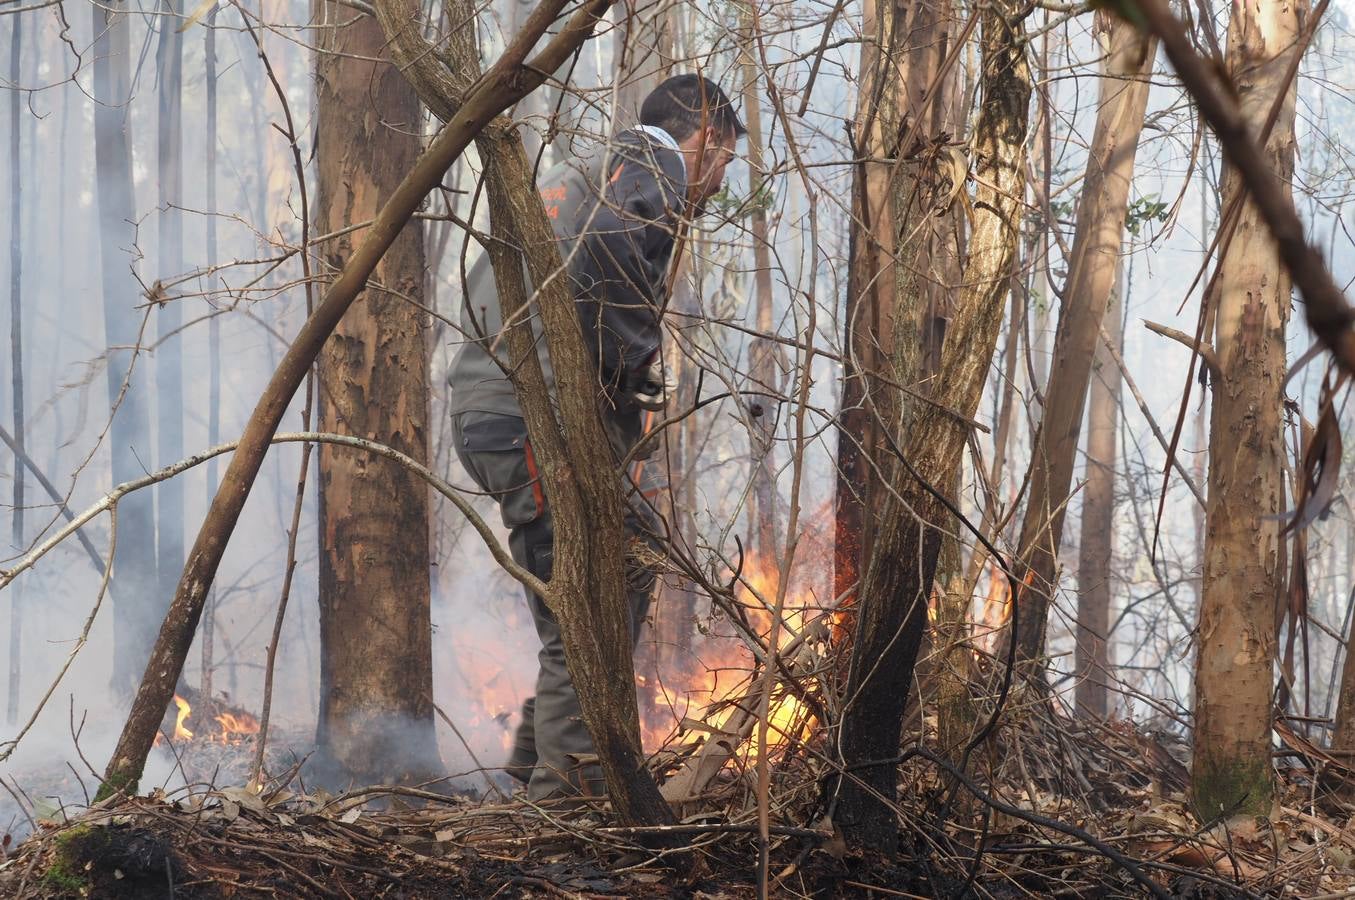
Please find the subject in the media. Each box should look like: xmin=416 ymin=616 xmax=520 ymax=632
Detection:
xmin=641 ymin=74 xmax=744 ymax=206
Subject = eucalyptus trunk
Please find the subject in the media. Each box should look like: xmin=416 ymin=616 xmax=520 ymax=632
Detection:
xmin=201 ymin=4 xmax=221 ymax=704
xmin=91 ymin=0 xmax=160 ymax=693
xmin=1191 ymin=0 xmax=1301 ymax=821
xmin=1009 ymin=14 xmax=1156 ymax=664
xmin=740 ymin=5 xmax=781 ymax=559
xmin=7 ymin=16 xmax=25 ymax=725
xmin=833 ymin=0 xmax=943 ymax=606
xmin=155 ymin=0 xmax=187 ymax=612
xmin=1074 ymin=267 xmax=1124 ymax=719
xmin=312 ymin=1 xmax=441 ymax=785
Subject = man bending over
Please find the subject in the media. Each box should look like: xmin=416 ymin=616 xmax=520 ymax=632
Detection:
xmin=448 ymin=74 xmax=743 ymax=800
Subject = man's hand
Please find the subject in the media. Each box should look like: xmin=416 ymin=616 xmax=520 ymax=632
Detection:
xmin=630 ymin=357 xmax=673 ymax=412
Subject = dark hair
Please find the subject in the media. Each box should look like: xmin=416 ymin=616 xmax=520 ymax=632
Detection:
xmin=640 ymin=74 xmax=745 ymax=143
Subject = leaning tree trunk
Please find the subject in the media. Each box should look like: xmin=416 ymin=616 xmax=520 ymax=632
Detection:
xmin=311 ymin=1 xmax=441 ymax=786
xmin=832 ymin=1 xmax=1030 ymax=853
xmin=1074 ymin=267 xmax=1124 ymax=719
xmin=91 ymin=0 xmax=160 ymax=693
xmin=1191 ymin=0 xmax=1301 ymax=821
xmin=1009 ymin=13 xmax=1156 ymax=665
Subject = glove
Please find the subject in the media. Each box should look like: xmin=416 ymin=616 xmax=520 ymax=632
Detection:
xmin=630 ymin=356 xmax=673 ymax=412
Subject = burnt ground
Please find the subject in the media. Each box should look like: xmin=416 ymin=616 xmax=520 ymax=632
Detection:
xmin=6 ymin=702 xmax=1355 ymax=897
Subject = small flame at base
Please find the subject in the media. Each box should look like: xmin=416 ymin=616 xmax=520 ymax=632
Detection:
xmin=173 ymin=694 xmax=193 ymax=741
xmin=153 ymin=693 xmax=262 ymax=746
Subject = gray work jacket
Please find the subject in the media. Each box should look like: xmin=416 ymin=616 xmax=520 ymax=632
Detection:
xmin=447 ymin=128 xmax=688 ymax=434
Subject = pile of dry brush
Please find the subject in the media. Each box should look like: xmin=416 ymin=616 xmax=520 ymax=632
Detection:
xmin=8 ymin=666 xmax=1355 ymax=899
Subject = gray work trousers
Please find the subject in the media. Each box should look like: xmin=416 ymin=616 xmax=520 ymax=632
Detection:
xmin=452 ymin=410 xmax=656 ymax=800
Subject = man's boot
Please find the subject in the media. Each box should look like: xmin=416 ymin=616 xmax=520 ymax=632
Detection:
xmin=505 ymin=696 xmax=537 ymax=784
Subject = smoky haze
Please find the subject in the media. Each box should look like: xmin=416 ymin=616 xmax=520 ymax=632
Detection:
xmin=4 ymin=0 xmax=1355 ymax=847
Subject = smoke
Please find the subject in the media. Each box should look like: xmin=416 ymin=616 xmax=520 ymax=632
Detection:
xmin=5 ymin=0 xmax=1355 ymax=843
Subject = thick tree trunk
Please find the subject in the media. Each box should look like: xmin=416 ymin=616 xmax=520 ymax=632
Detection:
xmin=311 ymin=3 xmax=441 ymax=786
xmin=1009 ymin=14 xmax=1156 ymax=664
xmin=1191 ymin=0 xmax=1301 ymax=821
xmin=917 ymin=0 xmax=968 ymax=759
xmin=155 ymin=0 xmax=186 ymax=611
xmin=1074 ymin=267 xmax=1123 ymax=719
xmin=832 ymin=2 xmax=1030 ymax=852
xmin=91 ymin=0 xmax=160 ymax=693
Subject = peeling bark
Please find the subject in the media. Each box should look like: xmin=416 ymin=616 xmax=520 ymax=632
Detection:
xmin=1191 ymin=0 xmax=1302 ymax=820
xmin=311 ymin=3 xmax=441 ymax=786
xmin=834 ymin=0 xmax=952 ymax=607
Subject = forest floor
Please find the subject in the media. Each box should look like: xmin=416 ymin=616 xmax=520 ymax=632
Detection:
xmin=5 ymin=693 xmax=1355 ymax=898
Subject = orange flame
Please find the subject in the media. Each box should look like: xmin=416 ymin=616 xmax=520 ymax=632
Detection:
xmin=172 ymin=694 xmax=193 ymax=741
xmin=641 ymin=551 xmax=823 ymax=761
xmin=977 ymin=563 xmax=1012 ymax=651
xmin=214 ymin=710 xmax=260 ymax=743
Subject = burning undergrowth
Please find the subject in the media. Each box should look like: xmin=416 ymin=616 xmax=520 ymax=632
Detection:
xmin=639 ymin=547 xmax=832 ymax=764
xmin=0 ymin=685 xmax=300 ymax=851
xmin=13 ymin=539 xmax=1355 ymax=896
xmin=8 ymin=698 xmax=1355 ymax=898
xmin=152 ymin=687 xmax=261 ymax=751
